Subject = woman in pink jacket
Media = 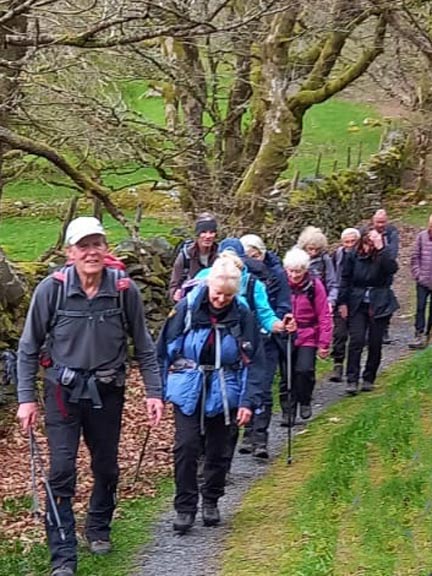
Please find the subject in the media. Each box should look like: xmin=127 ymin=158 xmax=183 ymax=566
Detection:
xmin=282 ymin=247 xmax=333 ymax=425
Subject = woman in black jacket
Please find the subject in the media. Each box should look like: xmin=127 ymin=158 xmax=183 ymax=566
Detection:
xmin=338 ymin=227 xmax=399 ymax=395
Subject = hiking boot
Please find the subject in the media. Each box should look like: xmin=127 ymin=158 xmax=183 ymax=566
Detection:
xmin=382 ymin=329 xmax=392 ymax=345
xmin=300 ymin=404 xmax=312 ymax=420
xmin=88 ymin=539 xmax=112 ymax=555
xmin=51 ymin=567 xmax=75 ymax=576
xmin=252 ymin=444 xmax=269 ymax=459
xmin=173 ymin=512 xmax=195 ymax=534
xmin=361 ymin=380 xmax=374 ymax=392
xmin=346 ymin=381 xmax=358 ymax=396
xmin=280 ymin=411 xmax=297 ymax=428
xmin=238 ymin=436 xmax=253 ymax=454
xmin=202 ymin=502 xmax=221 ymax=527
xmin=225 ymin=471 xmax=234 ymax=485
xmin=329 ymin=364 xmax=343 ymax=382
xmin=408 ymin=333 xmax=427 ymax=350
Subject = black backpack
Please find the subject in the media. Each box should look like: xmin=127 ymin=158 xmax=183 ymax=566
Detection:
xmin=172 ymin=238 xmax=194 ymax=283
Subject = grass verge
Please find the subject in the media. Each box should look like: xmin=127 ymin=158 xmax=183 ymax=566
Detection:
xmin=0 ymin=478 xmax=174 ymax=576
xmin=222 ymin=350 xmax=432 ymax=576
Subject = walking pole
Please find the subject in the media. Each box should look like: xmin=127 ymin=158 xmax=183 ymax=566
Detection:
xmin=29 ymin=429 xmax=41 ymax=518
xmin=286 ymin=333 xmax=293 ymax=465
xmin=29 ymin=429 xmax=66 ymax=542
xmin=133 ymin=427 xmax=151 ymax=484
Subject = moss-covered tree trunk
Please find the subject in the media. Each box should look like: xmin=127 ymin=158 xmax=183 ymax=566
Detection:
xmin=0 ymin=7 xmax=27 ymax=210
xmin=232 ymin=10 xmax=386 ymax=226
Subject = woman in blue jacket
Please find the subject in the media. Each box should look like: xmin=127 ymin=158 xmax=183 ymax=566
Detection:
xmin=157 ymin=258 xmax=265 ymax=534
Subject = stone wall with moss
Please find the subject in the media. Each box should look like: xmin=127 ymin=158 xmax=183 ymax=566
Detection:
xmin=264 ymin=131 xmax=406 ymax=250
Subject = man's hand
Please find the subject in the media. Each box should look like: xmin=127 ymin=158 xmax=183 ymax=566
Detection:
xmin=17 ymin=402 xmax=38 ymax=433
xmin=339 ymin=304 xmax=348 ymax=320
xmin=146 ymin=398 xmax=164 ymax=427
xmin=236 ymin=407 xmax=252 ymax=427
xmin=173 ymin=289 xmax=182 ymax=302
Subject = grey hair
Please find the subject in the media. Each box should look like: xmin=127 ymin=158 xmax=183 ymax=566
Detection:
xmin=208 ymin=256 xmax=241 ymax=293
xmin=341 ymin=227 xmax=360 ymax=240
xmin=297 ymin=226 xmax=328 ymax=251
xmin=283 ymin=247 xmax=310 ymax=270
xmin=240 ymin=234 xmax=267 ymax=256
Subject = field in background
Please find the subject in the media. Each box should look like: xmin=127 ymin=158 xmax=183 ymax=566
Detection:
xmin=0 ymin=96 xmax=384 ymax=261
xmin=0 ymin=215 xmax=173 ymax=261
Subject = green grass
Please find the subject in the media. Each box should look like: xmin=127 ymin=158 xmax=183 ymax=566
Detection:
xmin=0 ymin=214 xmax=174 ymax=261
xmin=1 ymin=96 xmax=384 ymax=211
xmin=400 ymin=205 xmax=430 ymax=228
xmin=222 ymin=350 xmax=432 ymax=576
xmin=0 ymin=479 xmax=174 ymax=576
xmin=288 ymin=98 xmax=384 ymax=177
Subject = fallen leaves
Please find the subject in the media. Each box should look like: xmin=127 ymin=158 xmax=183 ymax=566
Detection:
xmin=0 ymin=367 xmax=174 ymax=542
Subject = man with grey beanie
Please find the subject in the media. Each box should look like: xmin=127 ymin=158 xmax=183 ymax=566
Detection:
xmin=169 ymin=212 xmax=219 ymax=301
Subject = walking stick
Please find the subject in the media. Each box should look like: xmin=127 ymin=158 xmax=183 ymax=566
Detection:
xmin=286 ymin=333 xmax=293 ymax=465
xmin=133 ymin=427 xmax=151 ymax=484
xmin=29 ymin=429 xmax=66 ymax=542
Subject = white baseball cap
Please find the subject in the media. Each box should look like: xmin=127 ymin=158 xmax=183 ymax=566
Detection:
xmin=65 ymin=217 xmax=106 ymax=246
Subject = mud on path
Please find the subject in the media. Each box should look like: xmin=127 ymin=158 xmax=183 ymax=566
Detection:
xmin=132 ymin=223 xmax=420 ymax=576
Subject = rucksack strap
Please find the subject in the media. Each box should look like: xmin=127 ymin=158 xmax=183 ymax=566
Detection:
xmin=50 ymin=266 xmax=130 ymax=333
xmin=245 ymin=274 xmax=256 ymax=312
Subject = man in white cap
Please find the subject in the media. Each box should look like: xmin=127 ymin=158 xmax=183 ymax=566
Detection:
xmin=17 ymin=216 xmax=164 ymax=576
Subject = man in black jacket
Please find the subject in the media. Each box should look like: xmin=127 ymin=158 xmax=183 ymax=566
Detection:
xmin=370 ymin=209 xmax=399 ymax=344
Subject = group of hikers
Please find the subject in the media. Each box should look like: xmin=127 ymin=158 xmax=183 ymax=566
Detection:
xmin=13 ymin=207 xmax=428 ymax=575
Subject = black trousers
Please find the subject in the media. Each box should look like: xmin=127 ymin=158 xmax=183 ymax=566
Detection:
xmin=415 ymin=283 xmax=432 ymax=335
xmin=44 ymin=379 xmax=124 ymax=570
xmin=279 ymin=345 xmax=316 ymax=409
xmin=331 ymin=309 xmax=349 ymax=365
xmin=173 ymin=406 xmax=233 ymax=514
xmin=346 ymin=304 xmax=387 ymax=384
xmin=242 ymin=335 xmax=280 ymax=447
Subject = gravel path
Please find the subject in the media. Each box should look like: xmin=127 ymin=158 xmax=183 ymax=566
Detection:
xmin=132 ymin=225 xmax=417 ymax=576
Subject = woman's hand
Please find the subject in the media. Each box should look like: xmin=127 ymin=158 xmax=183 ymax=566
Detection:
xmin=237 ymin=407 xmax=252 ymax=426
xmin=271 ymin=320 xmax=286 ymax=333
xmin=369 ymin=230 xmax=384 ymax=251
xmin=318 ymin=347 xmax=330 ymax=359
xmin=283 ymin=314 xmax=297 ymax=333
xmin=339 ymin=304 xmax=348 ymax=319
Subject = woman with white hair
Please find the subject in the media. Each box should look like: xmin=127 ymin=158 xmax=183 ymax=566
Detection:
xmin=157 ymin=257 xmax=265 ymax=534
xmin=297 ymin=226 xmax=338 ymax=308
xmin=329 ymin=227 xmax=361 ymax=382
xmin=282 ymin=247 xmax=333 ymax=424
xmin=238 ymin=233 xmax=292 ymax=458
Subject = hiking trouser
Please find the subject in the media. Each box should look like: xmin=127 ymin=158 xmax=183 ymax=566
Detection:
xmin=415 ymin=283 xmax=432 ymax=336
xmin=346 ymin=304 xmax=387 ymax=385
xmin=44 ymin=378 xmax=124 ymax=570
xmin=280 ymin=345 xmax=316 ymax=409
xmin=331 ymin=309 xmax=349 ymax=365
xmin=173 ymin=406 xmax=234 ymax=513
xmin=243 ymin=335 xmax=279 ymax=448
